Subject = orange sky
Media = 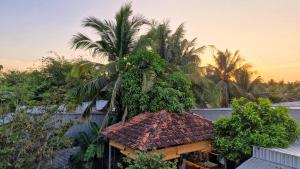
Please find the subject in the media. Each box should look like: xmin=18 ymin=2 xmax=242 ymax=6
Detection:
xmin=0 ymin=0 xmax=299 ymax=82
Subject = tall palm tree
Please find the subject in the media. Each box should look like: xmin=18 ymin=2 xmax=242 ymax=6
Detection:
xmin=135 ymin=22 xmax=221 ymax=107
xmin=233 ymin=68 xmax=262 ymax=100
xmin=71 ymin=3 xmax=148 ymax=129
xmin=206 ymin=49 xmax=250 ymax=107
xmin=136 ymin=22 xmax=205 ymax=66
xmin=72 ymin=3 xmax=147 ymax=60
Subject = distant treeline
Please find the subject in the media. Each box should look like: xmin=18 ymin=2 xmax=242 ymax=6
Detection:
xmin=1 ymin=3 xmax=300 ymax=114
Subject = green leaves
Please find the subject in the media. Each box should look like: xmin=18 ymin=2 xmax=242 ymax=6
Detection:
xmin=214 ymin=98 xmax=300 ymax=161
xmin=121 ymin=50 xmax=195 ymax=118
xmin=71 ymin=122 xmax=106 ymax=169
xmin=71 ymin=3 xmax=147 ymax=61
xmin=119 ymin=151 xmax=177 ymax=169
xmin=0 ymin=111 xmax=73 ymax=169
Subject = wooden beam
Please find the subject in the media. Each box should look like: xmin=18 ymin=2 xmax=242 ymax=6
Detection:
xmin=120 ymin=149 xmax=137 ymax=159
xmin=109 ymin=140 xmax=212 ymax=161
xmin=185 ymin=160 xmax=209 ymax=169
xmin=163 ymin=154 xmax=180 ymax=161
xmin=177 ymin=141 xmax=211 ymax=155
xmin=150 ymin=141 xmax=212 ymax=160
xmin=110 ymin=140 xmax=126 ymax=150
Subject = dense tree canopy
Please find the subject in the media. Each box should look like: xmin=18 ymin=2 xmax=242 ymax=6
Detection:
xmin=214 ymin=98 xmax=300 ymax=161
xmin=121 ymin=50 xmax=194 ymax=118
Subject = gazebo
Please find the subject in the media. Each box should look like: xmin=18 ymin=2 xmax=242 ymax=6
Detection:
xmin=102 ymin=110 xmax=215 ymax=169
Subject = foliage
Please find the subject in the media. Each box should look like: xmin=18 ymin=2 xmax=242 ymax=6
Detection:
xmin=70 ymin=122 xmax=106 ymax=169
xmin=0 ymin=56 xmax=79 ymax=111
xmin=71 ymin=3 xmax=148 ymax=60
xmin=213 ymin=98 xmax=300 ymax=161
xmin=119 ymin=151 xmax=177 ymax=169
xmin=259 ymin=80 xmax=300 ymax=102
xmin=70 ymin=3 xmax=148 ymax=130
xmin=233 ymin=68 xmax=262 ymax=100
xmin=121 ymin=50 xmax=194 ymax=118
xmin=0 ymin=110 xmax=73 ymax=169
xmin=136 ymin=22 xmax=222 ymax=107
xmin=206 ymin=49 xmax=251 ymax=107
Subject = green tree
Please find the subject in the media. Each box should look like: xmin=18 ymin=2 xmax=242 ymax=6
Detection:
xmin=119 ymin=151 xmax=177 ymax=169
xmin=70 ymin=3 xmax=148 ymax=127
xmin=233 ymin=68 xmax=262 ymax=100
xmin=71 ymin=3 xmax=147 ymax=61
xmin=206 ymin=49 xmax=250 ymax=107
xmin=137 ymin=22 xmax=221 ymax=107
xmin=121 ymin=50 xmax=194 ymax=118
xmin=214 ymin=98 xmax=300 ymax=162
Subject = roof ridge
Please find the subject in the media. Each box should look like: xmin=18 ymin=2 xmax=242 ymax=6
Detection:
xmin=141 ymin=110 xmax=169 ymax=150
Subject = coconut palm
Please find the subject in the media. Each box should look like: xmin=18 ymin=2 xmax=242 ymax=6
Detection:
xmin=70 ymin=3 xmax=148 ymax=129
xmin=136 ymin=22 xmax=204 ymax=66
xmin=136 ymin=22 xmax=221 ymax=107
xmin=71 ymin=3 xmax=147 ymax=60
xmin=233 ymin=68 xmax=262 ymax=100
xmin=206 ymin=49 xmax=250 ymax=107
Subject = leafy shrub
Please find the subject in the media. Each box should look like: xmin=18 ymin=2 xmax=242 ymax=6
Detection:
xmin=70 ymin=122 xmax=106 ymax=169
xmin=119 ymin=151 xmax=177 ymax=169
xmin=214 ymin=98 xmax=300 ymax=161
xmin=0 ymin=110 xmax=73 ymax=169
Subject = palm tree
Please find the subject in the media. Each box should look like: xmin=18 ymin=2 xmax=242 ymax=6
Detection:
xmin=72 ymin=3 xmax=147 ymax=60
xmin=233 ymin=68 xmax=262 ymax=100
xmin=136 ymin=22 xmax=221 ymax=107
xmin=206 ymin=49 xmax=250 ymax=107
xmin=136 ymin=22 xmax=204 ymax=66
xmin=71 ymin=3 xmax=148 ymax=129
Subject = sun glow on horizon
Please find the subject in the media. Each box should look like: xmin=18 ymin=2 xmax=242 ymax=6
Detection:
xmin=1 ymin=0 xmax=300 ymax=82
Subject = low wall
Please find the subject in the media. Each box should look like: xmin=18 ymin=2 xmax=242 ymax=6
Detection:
xmin=50 ymin=112 xmax=106 ymax=138
xmin=192 ymin=108 xmax=300 ymax=122
xmin=45 ymin=107 xmax=300 ymax=138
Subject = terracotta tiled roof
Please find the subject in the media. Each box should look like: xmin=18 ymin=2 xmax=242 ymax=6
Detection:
xmin=101 ymin=110 xmax=213 ymax=150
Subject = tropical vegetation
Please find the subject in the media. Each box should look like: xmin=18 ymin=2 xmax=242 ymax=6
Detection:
xmin=119 ymin=151 xmax=177 ymax=169
xmin=1 ymin=2 xmax=300 ymax=169
xmin=0 ymin=109 xmax=73 ymax=169
xmin=214 ymin=98 xmax=300 ymax=162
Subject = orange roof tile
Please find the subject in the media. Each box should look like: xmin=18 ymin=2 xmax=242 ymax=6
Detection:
xmin=101 ymin=110 xmax=213 ymax=150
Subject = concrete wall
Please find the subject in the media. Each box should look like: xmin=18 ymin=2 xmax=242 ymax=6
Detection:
xmin=192 ymin=108 xmax=300 ymax=122
xmin=49 ymin=112 xmax=106 ymax=138
xmin=42 ymin=107 xmax=300 ymax=139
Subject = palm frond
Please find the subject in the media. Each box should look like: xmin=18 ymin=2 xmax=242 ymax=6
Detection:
xmin=71 ymin=33 xmax=101 ymax=50
xmin=100 ymin=74 xmax=122 ymax=131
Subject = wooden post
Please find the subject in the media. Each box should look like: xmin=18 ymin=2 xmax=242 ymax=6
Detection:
xmin=108 ymin=144 xmax=112 ymax=169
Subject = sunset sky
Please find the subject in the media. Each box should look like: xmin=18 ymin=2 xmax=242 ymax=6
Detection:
xmin=0 ymin=0 xmax=299 ymax=81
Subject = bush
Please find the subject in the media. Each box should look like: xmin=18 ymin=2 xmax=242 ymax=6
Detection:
xmin=119 ymin=151 xmax=177 ymax=169
xmin=213 ymin=98 xmax=300 ymax=161
xmin=0 ymin=110 xmax=73 ymax=169
xmin=70 ymin=122 xmax=106 ymax=169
